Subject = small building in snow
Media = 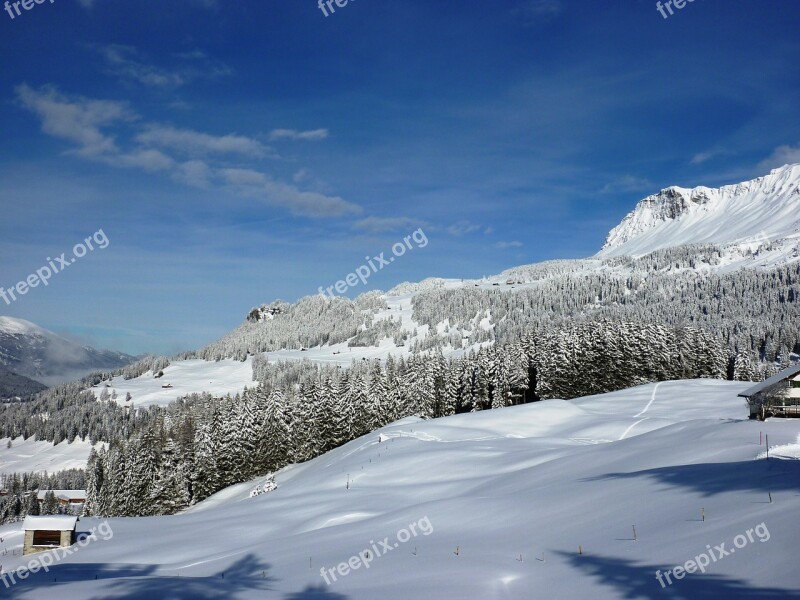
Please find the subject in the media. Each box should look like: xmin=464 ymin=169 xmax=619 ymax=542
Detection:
xmin=37 ymin=489 xmax=86 ymax=512
xmin=22 ymin=515 xmax=78 ymax=555
xmin=738 ymin=363 xmax=800 ymax=419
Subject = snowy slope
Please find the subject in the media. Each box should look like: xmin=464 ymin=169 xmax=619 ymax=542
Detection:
xmin=87 ymin=358 xmax=255 ymax=408
xmin=599 ymin=164 xmax=800 ymax=259
xmin=2 ymin=380 xmax=799 ymax=599
xmin=0 ymin=436 xmax=103 ymax=476
xmin=0 ymin=358 xmax=254 ymax=475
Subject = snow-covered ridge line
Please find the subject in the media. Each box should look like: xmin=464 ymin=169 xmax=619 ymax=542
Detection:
xmin=599 ymin=163 xmax=800 ymax=258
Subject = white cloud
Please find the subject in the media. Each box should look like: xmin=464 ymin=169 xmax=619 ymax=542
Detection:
xmin=690 ymin=147 xmax=735 ymax=165
xmin=354 ymin=217 xmax=425 ymax=233
xmin=690 ymin=151 xmax=715 ymax=165
xmin=96 ymin=44 xmax=230 ymax=88
xmin=600 ymin=174 xmax=653 ymax=194
xmin=220 ymin=168 xmax=360 ymax=218
xmin=175 ymin=160 xmax=213 ymax=188
xmin=17 ymin=85 xmax=359 ymax=220
xmin=758 ymin=144 xmax=800 ymax=171
xmin=269 ymin=128 xmax=329 ymax=141
xmin=113 ymin=148 xmax=175 ymax=171
xmin=496 ymin=240 xmax=523 ymax=249
xmin=136 ymin=126 xmax=271 ymax=158
xmin=15 ymin=84 xmax=133 ymax=157
xmin=263 ymin=181 xmax=361 ymax=218
xmin=447 ymin=221 xmax=482 ymax=236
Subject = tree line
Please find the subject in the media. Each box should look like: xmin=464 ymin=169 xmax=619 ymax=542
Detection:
xmin=84 ymin=319 xmax=728 ymax=516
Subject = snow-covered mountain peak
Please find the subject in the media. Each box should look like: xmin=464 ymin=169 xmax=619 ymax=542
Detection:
xmin=599 ymin=164 xmax=800 ymax=258
xmin=0 ymin=316 xmax=47 ymax=336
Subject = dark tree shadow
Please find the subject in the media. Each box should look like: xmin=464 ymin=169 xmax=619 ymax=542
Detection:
xmin=583 ymin=458 xmax=800 ymax=497
xmin=284 ymin=584 xmax=349 ymax=599
xmin=2 ymin=554 xmax=275 ymax=600
xmin=557 ymin=551 xmax=800 ymax=599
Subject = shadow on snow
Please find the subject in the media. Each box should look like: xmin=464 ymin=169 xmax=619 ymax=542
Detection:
xmin=558 ymin=551 xmax=800 ymax=599
xmin=583 ymin=458 xmax=800 ymax=497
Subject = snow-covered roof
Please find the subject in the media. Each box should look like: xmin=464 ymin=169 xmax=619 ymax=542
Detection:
xmin=739 ymin=363 xmax=800 ymax=398
xmin=36 ymin=489 xmax=86 ymax=501
xmin=22 ymin=515 xmax=78 ymax=531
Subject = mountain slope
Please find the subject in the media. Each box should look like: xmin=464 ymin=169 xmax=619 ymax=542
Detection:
xmin=0 ymin=316 xmax=135 ymax=386
xmin=0 ymin=363 xmax=47 ymax=399
xmin=599 ymin=163 xmax=800 ymax=258
xmin=1 ymin=380 xmax=798 ymax=599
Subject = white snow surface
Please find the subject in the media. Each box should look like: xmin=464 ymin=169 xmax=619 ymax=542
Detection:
xmin=0 ymin=436 xmax=103 ymax=476
xmin=21 ymin=515 xmax=78 ymax=531
xmin=1 ymin=379 xmax=799 ymax=599
xmin=599 ymin=164 xmax=800 ymax=259
xmin=86 ymin=357 xmax=255 ymax=408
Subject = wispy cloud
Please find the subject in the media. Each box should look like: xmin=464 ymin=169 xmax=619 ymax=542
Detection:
xmin=96 ymin=44 xmax=230 ymax=88
xmin=113 ymin=148 xmax=175 ymax=171
xmin=16 ymin=85 xmax=359 ymax=219
xmin=136 ymin=125 xmax=272 ymax=158
xmin=690 ymin=146 xmax=736 ymax=165
xmin=690 ymin=151 xmax=715 ymax=165
xmin=600 ymin=174 xmax=654 ymax=194
xmin=174 ymin=159 xmax=213 ymax=188
xmin=447 ymin=221 xmax=482 ymax=236
xmin=758 ymin=144 xmax=800 ymax=171
xmin=219 ymin=169 xmax=361 ymax=218
xmin=496 ymin=240 xmax=523 ymax=249
xmin=15 ymin=83 xmax=133 ymax=157
xmin=268 ymin=128 xmax=329 ymax=141
xmin=354 ymin=216 xmax=426 ymax=233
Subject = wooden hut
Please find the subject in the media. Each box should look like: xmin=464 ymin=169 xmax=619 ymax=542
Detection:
xmin=738 ymin=363 xmax=800 ymax=419
xmin=22 ymin=515 xmax=78 ymax=555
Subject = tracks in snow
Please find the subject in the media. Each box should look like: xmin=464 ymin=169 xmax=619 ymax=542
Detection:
xmin=619 ymin=382 xmax=662 ymax=440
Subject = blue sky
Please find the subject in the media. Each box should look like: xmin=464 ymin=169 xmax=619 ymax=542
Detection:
xmin=1 ymin=0 xmax=798 ymax=356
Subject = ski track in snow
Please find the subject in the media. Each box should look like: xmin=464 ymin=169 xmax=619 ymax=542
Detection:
xmin=634 ymin=381 xmax=661 ymax=418
xmin=620 ymin=381 xmax=661 ymax=440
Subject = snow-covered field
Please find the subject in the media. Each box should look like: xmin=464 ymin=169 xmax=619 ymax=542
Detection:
xmin=1 ymin=379 xmax=799 ymax=599
xmin=0 ymin=436 xmax=101 ymax=476
xmin=87 ymin=358 xmax=255 ymax=408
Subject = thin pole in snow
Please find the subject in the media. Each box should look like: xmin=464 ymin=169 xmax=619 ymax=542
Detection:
xmin=632 ymin=525 xmax=637 ymax=541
